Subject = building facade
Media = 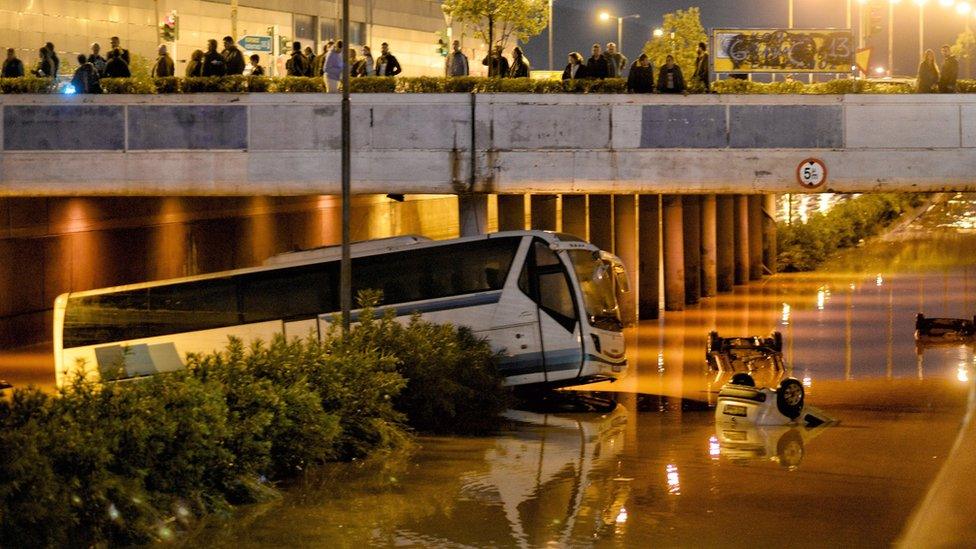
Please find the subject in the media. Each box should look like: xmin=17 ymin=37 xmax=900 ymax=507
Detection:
xmin=2 ymin=0 xmax=487 ymax=77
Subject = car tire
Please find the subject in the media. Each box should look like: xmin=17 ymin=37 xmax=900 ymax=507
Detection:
xmin=776 ymin=378 xmax=805 ymax=420
xmin=771 ymin=331 xmax=783 ymax=352
xmin=776 ymin=429 xmax=805 ymax=468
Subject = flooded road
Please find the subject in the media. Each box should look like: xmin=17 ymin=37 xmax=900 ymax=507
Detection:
xmin=3 ymin=195 xmax=974 ymax=547
xmin=178 ymin=195 xmax=976 ymax=548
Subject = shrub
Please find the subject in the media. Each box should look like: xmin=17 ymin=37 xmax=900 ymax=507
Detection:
xmin=777 ymin=193 xmax=924 ymax=271
xmin=347 ymin=76 xmax=397 ymax=92
xmin=100 ymin=77 xmax=156 ymax=94
xmin=273 ymin=76 xmax=326 ymax=92
xmin=153 ymin=76 xmax=181 ymax=93
xmin=181 ymin=75 xmax=249 ymax=93
xmin=0 ymin=76 xmax=56 ymax=93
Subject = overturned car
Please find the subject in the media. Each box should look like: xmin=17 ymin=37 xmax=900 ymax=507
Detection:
xmin=715 ymin=372 xmax=833 ymax=427
xmin=914 ymin=313 xmax=976 ymax=345
xmin=706 ymin=330 xmax=784 ymax=372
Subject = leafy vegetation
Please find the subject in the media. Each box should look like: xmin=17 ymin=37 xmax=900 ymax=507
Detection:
xmin=777 ymin=194 xmax=924 ymax=272
xmin=0 ymin=298 xmax=505 ymax=546
xmin=643 ymin=7 xmax=707 ymax=90
xmin=441 ymin=0 xmax=548 ymax=50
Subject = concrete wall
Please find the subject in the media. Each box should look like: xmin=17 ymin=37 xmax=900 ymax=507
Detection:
xmin=2 ymin=93 xmax=976 ymax=195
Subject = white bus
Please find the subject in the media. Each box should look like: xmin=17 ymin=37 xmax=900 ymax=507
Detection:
xmin=53 ymin=231 xmax=628 ymax=389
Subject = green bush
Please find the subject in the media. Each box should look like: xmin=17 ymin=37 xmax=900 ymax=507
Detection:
xmin=777 ymin=193 xmax=924 ymax=272
xmin=0 ymin=299 xmax=505 ymax=545
xmin=99 ymin=77 xmax=156 ymax=94
xmin=0 ymin=76 xmax=56 ymax=93
xmin=272 ymin=76 xmax=326 ymax=92
xmin=181 ymin=75 xmax=249 ymax=93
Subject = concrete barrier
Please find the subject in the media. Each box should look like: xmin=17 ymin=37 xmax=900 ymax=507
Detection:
xmin=1 ymin=93 xmax=975 ymax=195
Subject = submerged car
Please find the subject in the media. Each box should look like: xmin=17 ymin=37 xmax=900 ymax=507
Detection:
xmin=706 ymin=330 xmax=784 ymax=372
xmin=914 ymin=313 xmax=976 ymax=345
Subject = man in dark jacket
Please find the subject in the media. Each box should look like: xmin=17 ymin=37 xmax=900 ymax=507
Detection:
xmin=71 ymin=54 xmax=101 ymax=93
xmin=88 ymin=43 xmax=106 ymax=75
xmin=109 ymin=36 xmax=130 ymax=66
xmin=313 ymin=42 xmax=331 ymax=77
xmin=376 ymin=42 xmax=402 ymax=76
xmin=2 ymin=48 xmax=24 ymax=78
xmin=202 ymin=39 xmax=227 ymax=76
xmin=44 ymin=42 xmax=59 ymax=77
xmin=586 ymin=44 xmax=609 ymax=79
xmin=509 ymin=46 xmax=530 ymax=77
xmin=657 ymin=54 xmax=685 ymax=94
xmin=603 ymin=42 xmax=627 ymax=78
xmin=627 ymin=53 xmax=654 ymax=93
xmin=222 ymin=36 xmax=246 ymax=75
xmin=693 ymin=41 xmax=710 ymax=92
xmin=939 ymin=44 xmax=959 ymax=93
xmin=151 ymin=44 xmax=175 ymax=77
xmin=446 ymin=40 xmax=469 ymax=76
xmin=103 ymin=49 xmax=130 ymax=77
xmin=286 ymin=41 xmax=309 ymax=76
xmin=481 ymin=45 xmax=509 ymax=77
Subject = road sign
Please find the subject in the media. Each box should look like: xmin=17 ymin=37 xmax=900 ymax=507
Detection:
xmin=796 ymin=158 xmax=827 ymax=189
xmin=238 ymin=35 xmax=272 ymax=52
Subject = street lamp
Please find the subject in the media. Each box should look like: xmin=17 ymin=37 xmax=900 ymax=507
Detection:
xmin=599 ymin=12 xmax=640 ymax=54
xmin=653 ymin=27 xmax=664 ymax=38
xmin=957 ymin=1 xmax=971 ymax=13
xmin=915 ymin=0 xmax=926 ymax=60
xmin=548 ymin=0 xmax=554 ymax=71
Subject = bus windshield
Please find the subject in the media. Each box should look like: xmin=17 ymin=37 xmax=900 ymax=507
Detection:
xmin=567 ymin=250 xmax=622 ymax=331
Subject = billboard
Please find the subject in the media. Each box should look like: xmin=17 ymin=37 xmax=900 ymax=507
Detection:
xmin=712 ymin=29 xmax=854 ymax=73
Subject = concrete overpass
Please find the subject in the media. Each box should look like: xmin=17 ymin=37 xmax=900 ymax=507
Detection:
xmin=2 ymin=93 xmax=975 ymax=196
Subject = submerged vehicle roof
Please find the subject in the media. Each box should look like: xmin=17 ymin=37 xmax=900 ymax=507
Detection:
xmin=58 ymin=230 xmax=596 ymax=300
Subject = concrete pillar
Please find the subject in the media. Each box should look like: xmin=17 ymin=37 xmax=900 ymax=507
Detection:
xmin=762 ymin=194 xmax=778 ymax=275
xmin=748 ymin=195 xmax=763 ymax=280
xmin=733 ymin=195 xmax=750 ymax=285
xmin=561 ymin=195 xmax=587 ymax=240
xmin=497 ymin=194 xmax=526 ymax=231
xmin=716 ymin=195 xmax=735 ymax=293
xmin=700 ymin=195 xmax=718 ymax=298
xmin=662 ymin=195 xmax=685 ymax=311
xmin=682 ymin=195 xmax=701 ymax=305
xmin=638 ymin=194 xmax=660 ymax=319
xmin=614 ymin=195 xmax=638 ymax=323
xmin=530 ymin=194 xmax=558 ymax=231
xmin=588 ymin=194 xmax=613 ymax=251
xmin=458 ymin=193 xmax=488 ymax=236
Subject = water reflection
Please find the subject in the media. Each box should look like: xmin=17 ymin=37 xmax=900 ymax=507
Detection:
xmin=714 ymin=424 xmax=829 ymax=469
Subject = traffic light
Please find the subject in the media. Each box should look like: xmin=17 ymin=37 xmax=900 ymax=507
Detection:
xmin=437 ymin=38 xmax=449 ymax=57
xmin=279 ymin=36 xmax=289 ymax=53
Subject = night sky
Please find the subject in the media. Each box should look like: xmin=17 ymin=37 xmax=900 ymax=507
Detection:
xmin=520 ymin=0 xmax=971 ymax=76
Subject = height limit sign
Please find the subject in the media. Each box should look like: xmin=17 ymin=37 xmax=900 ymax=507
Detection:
xmin=796 ymin=158 xmax=827 ymax=189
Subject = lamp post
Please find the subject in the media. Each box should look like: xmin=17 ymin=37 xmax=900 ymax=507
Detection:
xmin=889 ymin=0 xmax=899 ymax=77
xmin=916 ymin=0 xmax=926 ymax=60
xmin=548 ymin=0 xmax=553 ymax=71
xmin=340 ymin=0 xmax=351 ymax=330
xmin=789 ymin=0 xmax=794 ymax=28
xmin=599 ymin=12 xmax=640 ymax=54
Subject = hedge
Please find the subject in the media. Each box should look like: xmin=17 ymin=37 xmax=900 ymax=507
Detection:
xmin=777 ymin=193 xmax=925 ymax=272
xmin=0 ymin=295 xmax=507 ymax=546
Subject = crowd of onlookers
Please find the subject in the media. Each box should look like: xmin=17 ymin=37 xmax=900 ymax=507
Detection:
xmin=444 ymin=39 xmax=712 ymax=94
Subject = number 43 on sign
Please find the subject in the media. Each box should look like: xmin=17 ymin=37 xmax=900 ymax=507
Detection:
xmin=796 ymin=158 xmax=827 ymax=189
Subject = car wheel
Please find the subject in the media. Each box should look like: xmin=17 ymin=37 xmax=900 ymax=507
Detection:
xmin=776 ymin=429 xmax=805 ymax=468
xmin=771 ymin=331 xmax=783 ymax=352
xmin=730 ymin=372 xmax=755 ymax=387
xmin=776 ymin=378 xmax=805 ymax=420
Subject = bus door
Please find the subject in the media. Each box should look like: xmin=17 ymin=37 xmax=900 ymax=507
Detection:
xmin=522 ymin=240 xmax=585 ymax=384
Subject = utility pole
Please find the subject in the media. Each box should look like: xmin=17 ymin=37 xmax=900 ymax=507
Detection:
xmin=548 ymin=0 xmax=553 ymax=71
xmin=231 ymin=0 xmax=239 ymax=40
xmin=340 ymin=0 xmax=352 ymax=330
xmin=888 ymin=0 xmax=894 ymax=76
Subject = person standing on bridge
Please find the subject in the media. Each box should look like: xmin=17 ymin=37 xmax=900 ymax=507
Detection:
xmin=186 ymin=50 xmax=204 ymax=77
xmin=446 ymin=40 xmax=469 ymax=77
xmin=151 ymin=44 xmax=175 ymax=77
xmin=202 ymin=39 xmax=227 ymax=76
xmin=222 ymin=36 xmax=246 ymax=75
xmin=286 ymin=41 xmax=309 ymax=77
xmin=324 ymin=40 xmax=344 ymax=92
xmin=103 ymin=48 xmax=130 ymax=78
xmin=586 ymin=44 xmax=609 ymax=79
xmin=916 ymin=49 xmax=939 ymax=93
xmin=657 ymin=54 xmax=685 ymax=94
xmin=2 ymin=48 xmax=24 ymax=78
xmin=248 ymin=54 xmax=265 ymax=76
xmin=509 ymin=46 xmax=530 ymax=78
xmin=561 ymin=52 xmax=587 ymax=81
xmin=376 ymin=43 xmax=402 ymax=76
xmin=603 ymin=42 xmax=627 ymax=78
xmin=939 ymin=44 xmax=958 ymax=93
xmin=109 ymin=36 xmax=130 ymax=66
xmin=693 ymin=41 xmax=710 ymax=92
xmin=87 ymin=43 xmax=106 ymax=76
xmin=44 ymin=42 xmax=59 ymax=77
xmin=627 ymin=53 xmax=654 ymax=93
xmin=70 ymin=54 xmax=100 ymax=93
xmin=482 ymin=45 xmax=509 ymax=77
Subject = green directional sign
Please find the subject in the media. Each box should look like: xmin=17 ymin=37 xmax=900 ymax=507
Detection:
xmin=238 ymin=35 xmax=272 ymax=52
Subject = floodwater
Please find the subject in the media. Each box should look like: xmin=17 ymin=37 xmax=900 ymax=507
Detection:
xmin=178 ymin=194 xmax=976 ymax=548
xmin=4 ymin=195 xmax=974 ymax=547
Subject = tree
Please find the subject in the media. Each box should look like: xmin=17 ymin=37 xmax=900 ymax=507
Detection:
xmin=643 ymin=7 xmax=706 ymax=82
xmin=441 ymin=0 xmax=548 ymax=51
